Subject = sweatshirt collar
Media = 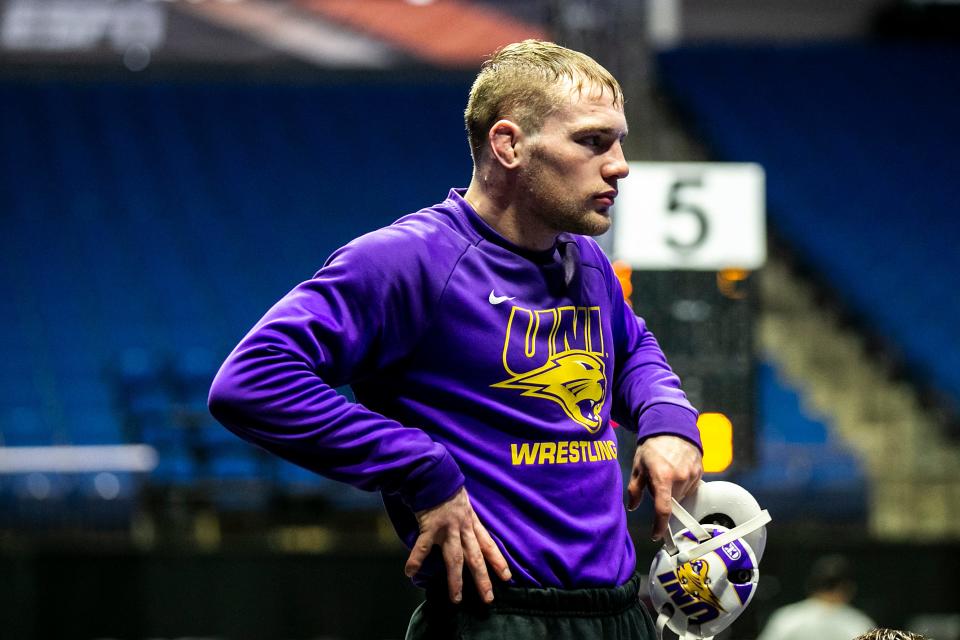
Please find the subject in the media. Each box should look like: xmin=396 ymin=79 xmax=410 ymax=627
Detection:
xmin=448 ymin=188 xmax=560 ymax=265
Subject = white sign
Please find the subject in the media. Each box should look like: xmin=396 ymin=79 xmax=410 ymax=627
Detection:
xmin=612 ymin=162 xmax=766 ymax=270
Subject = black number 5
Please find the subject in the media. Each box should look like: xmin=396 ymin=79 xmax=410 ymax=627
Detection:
xmin=666 ymin=177 xmax=709 ymax=252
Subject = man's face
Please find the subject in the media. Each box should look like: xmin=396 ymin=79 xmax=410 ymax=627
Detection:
xmin=516 ymin=83 xmax=629 ymax=238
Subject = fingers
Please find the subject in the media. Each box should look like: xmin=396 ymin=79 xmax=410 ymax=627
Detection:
xmin=461 ymin=528 xmax=494 ymax=604
xmin=651 ymin=477 xmax=673 ymax=542
xmin=405 ymin=487 xmax=512 ymax=605
xmin=404 ymin=525 xmax=482 ymax=605
xmin=632 ymin=436 xmax=705 ymax=540
xmin=404 ymin=531 xmax=433 ymax=578
xmin=627 ymin=463 xmax=645 ymax=511
xmin=404 ymin=489 xmax=511 ymax=604
xmin=678 ymin=467 xmax=703 ymax=501
xmin=442 ymin=531 xmax=464 ymax=603
xmin=473 ymin=512 xmax=512 ymax=582
xmin=648 ymin=461 xmax=699 ymax=541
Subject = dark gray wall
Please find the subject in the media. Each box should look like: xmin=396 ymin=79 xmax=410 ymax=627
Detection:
xmin=2 ymin=540 xmax=958 ymax=640
xmin=682 ymin=0 xmax=886 ymax=42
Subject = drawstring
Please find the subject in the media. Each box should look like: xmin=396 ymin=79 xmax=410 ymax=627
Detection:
xmin=558 ymin=236 xmax=582 ymax=303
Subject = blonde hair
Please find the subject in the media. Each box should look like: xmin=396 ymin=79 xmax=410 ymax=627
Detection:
xmin=854 ymin=630 xmax=928 ymax=640
xmin=464 ymin=40 xmax=624 ymax=163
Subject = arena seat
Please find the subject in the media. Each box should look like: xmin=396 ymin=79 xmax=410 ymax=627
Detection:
xmin=1 ymin=407 xmax=55 ymax=447
xmin=0 ymin=77 xmax=859 ymax=518
xmin=0 ymin=79 xmax=471 ymax=509
xmin=733 ymin=363 xmax=868 ymax=521
xmin=657 ymin=43 xmax=960 ymax=408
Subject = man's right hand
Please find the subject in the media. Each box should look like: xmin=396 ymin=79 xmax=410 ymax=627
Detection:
xmin=404 ymin=486 xmax=512 ymax=604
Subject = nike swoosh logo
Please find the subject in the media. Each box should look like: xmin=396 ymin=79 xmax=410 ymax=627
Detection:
xmin=488 ymin=290 xmax=516 ymax=305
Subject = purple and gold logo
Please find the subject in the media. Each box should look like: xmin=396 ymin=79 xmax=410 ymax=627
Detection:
xmin=676 ymin=560 xmax=724 ymax=612
xmin=657 ymin=559 xmax=724 ymax=624
xmin=493 ymin=305 xmax=607 ymax=433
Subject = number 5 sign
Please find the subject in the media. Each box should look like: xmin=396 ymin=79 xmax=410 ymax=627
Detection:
xmin=611 ymin=163 xmax=766 ymax=270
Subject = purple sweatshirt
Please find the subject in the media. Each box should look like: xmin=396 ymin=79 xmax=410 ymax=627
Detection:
xmin=208 ymin=188 xmax=700 ymax=589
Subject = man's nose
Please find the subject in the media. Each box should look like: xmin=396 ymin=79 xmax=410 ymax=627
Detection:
xmin=604 ymin=141 xmax=630 ymax=180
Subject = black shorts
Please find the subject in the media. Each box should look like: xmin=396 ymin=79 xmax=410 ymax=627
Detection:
xmin=405 ymin=573 xmax=657 ymax=640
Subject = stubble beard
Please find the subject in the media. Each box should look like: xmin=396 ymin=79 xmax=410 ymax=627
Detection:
xmin=519 ymin=162 xmax=612 ymax=238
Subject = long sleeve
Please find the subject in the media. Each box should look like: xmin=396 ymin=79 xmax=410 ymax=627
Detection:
xmin=208 ymin=227 xmax=469 ymax=512
xmin=601 ymin=250 xmax=702 ymax=450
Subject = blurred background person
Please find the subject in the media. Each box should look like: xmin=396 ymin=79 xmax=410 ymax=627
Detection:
xmin=757 ymin=555 xmax=875 ymax=640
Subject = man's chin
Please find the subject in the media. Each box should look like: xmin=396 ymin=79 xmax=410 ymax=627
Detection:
xmin=543 ymin=205 xmax=612 ymax=237
xmin=582 ymin=211 xmax=612 ymax=236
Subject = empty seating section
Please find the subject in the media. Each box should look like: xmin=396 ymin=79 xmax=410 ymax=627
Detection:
xmin=657 ymin=43 xmax=960 ymax=405
xmin=0 ymin=77 xmax=856 ymax=516
xmin=0 ymin=80 xmax=470 ymax=511
xmin=733 ymin=364 xmax=868 ymax=521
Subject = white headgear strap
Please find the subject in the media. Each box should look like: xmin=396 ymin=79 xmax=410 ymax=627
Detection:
xmin=664 ymin=495 xmax=771 ymax=564
xmin=663 ymin=488 xmax=771 ymax=564
xmin=675 ymin=508 xmax=771 ymax=564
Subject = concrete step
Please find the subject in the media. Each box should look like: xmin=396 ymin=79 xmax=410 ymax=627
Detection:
xmin=759 ymin=254 xmax=960 ymax=539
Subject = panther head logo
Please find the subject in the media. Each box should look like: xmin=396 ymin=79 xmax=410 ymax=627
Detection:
xmin=677 ymin=559 xmax=725 ymax=612
xmin=492 ymin=349 xmax=606 ymax=433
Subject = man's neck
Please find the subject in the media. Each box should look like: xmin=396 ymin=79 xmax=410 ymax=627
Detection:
xmin=464 ymin=176 xmax=557 ymax=251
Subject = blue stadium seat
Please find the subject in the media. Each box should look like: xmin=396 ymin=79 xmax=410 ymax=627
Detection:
xmin=150 ymin=450 xmax=197 ymax=485
xmin=1 ymin=407 xmax=55 ymax=447
xmin=209 ymin=452 xmax=262 ymax=480
xmin=64 ymin=409 xmax=125 ymax=445
xmin=658 ymin=43 xmax=960 ymax=407
xmin=196 ymin=423 xmax=248 ymax=453
xmin=727 ymin=363 xmax=868 ymax=521
xmin=276 ymin=459 xmax=333 ymax=494
xmin=172 ymin=347 xmax=220 ymax=412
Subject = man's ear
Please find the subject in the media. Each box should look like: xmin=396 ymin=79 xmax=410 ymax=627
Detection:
xmin=488 ymin=119 xmax=525 ymax=169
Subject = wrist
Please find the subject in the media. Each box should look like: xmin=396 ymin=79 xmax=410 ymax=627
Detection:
xmin=637 ymin=403 xmax=702 ymax=453
xmin=399 ymin=449 xmax=466 ymax=512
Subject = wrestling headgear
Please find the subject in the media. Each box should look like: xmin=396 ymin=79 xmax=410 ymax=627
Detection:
xmin=648 ymin=481 xmax=771 ymax=640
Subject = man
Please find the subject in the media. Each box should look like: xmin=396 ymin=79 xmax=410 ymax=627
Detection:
xmin=209 ymin=40 xmax=702 ymax=639
xmin=757 ymin=554 xmax=875 ymax=640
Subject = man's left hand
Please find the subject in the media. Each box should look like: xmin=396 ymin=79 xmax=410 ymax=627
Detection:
xmin=627 ymin=435 xmax=703 ymax=541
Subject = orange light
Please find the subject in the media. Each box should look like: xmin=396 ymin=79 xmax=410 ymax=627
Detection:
xmin=697 ymin=412 xmax=733 ymax=473
xmin=716 ymin=269 xmax=750 ymax=300
xmin=612 ymin=259 xmax=633 ymax=305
